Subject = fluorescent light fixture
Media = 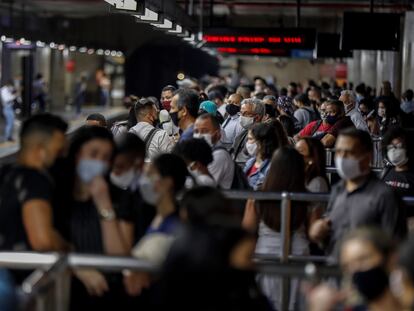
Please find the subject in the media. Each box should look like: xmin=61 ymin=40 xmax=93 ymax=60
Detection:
xmin=151 ymin=18 xmax=173 ymax=29
xmin=97 ymin=49 xmax=104 ymax=55
xmin=111 ymin=51 xmax=117 ymax=56
xmin=79 ymin=47 xmax=87 ymax=53
xmin=36 ymin=41 xmax=46 ymax=47
xmin=49 ymin=42 xmax=57 ymax=49
xmin=1 ymin=36 xmax=6 ymax=42
xmin=115 ymin=0 xmax=137 ymax=11
xmin=136 ymin=8 xmax=158 ymax=21
xmin=168 ymin=24 xmax=183 ymax=34
xmin=184 ymin=34 xmax=195 ymax=42
xmin=69 ymin=46 xmax=77 ymax=52
xmin=87 ymin=49 xmax=95 ymax=55
xmin=105 ymin=50 xmax=111 ymax=56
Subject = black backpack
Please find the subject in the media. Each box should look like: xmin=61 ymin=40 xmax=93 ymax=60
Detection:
xmin=213 ymin=146 xmax=251 ymax=191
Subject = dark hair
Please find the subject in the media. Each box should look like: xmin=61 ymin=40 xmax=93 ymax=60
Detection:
xmin=259 ymin=147 xmax=307 ymax=231
xmin=173 ymin=138 xmax=213 ymax=167
xmin=382 ymin=127 xmax=413 ymax=168
xmin=162 ymin=85 xmax=176 ymax=93
xmin=403 ymin=89 xmax=413 ymax=101
xmin=359 ymin=97 xmax=374 ymax=111
xmin=254 ymin=92 xmax=266 ymax=100
xmin=280 ymin=87 xmax=288 ymax=96
xmin=115 ymin=133 xmax=145 ymax=160
xmin=339 ymin=128 xmax=373 ymax=154
xmin=294 ymin=93 xmax=310 ymax=107
xmin=250 ymin=123 xmax=280 ymax=160
xmin=134 ymin=97 xmax=156 ymax=117
xmin=278 ymin=115 xmax=295 ymax=137
xmin=175 ymin=88 xmax=200 ymax=118
xmin=148 ymin=96 xmax=161 ymax=110
xmin=269 ymin=119 xmax=290 ymax=147
xmin=181 ymin=187 xmax=237 ymax=227
xmin=208 ymin=90 xmax=224 ymax=102
xmin=86 ymin=113 xmax=107 ymax=127
xmin=355 ymin=83 xmax=366 ymax=95
xmin=298 ymin=137 xmax=329 ymax=186
xmin=20 ymin=113 xmax=68 ymax=147
xmin=326 ymin=99 xmax=345 ymax=116
xmin=377 ymin=98 xmax=400 ymax=119
xmin=35 ymin=73 xmax=43 ymax=80
xmin=153 ymin=153 xmax=188 ymax=194
xmin=341 ymin=227 xmax=394 ymax=261
xmin=196 ymin=113 xmax=221 ymax=131
xmin=68 ymin=126 xmax=115 ymax=164
xmin=264 ymin=104 xmax=276 ymax=118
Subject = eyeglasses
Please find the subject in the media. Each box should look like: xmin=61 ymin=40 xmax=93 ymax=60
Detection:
xmin=387 ymin=143 xmax=404 ymax=150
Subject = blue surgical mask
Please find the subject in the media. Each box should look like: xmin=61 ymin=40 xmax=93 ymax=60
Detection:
xmin=77 ymin=159 xmax=109 ymax=183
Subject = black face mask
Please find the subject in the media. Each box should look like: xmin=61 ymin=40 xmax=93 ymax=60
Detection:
xmin=225 ymin=104 xmax=240 ymax=116
xmin=352 ymin=265 xmax=389 ymax=301
xmin=169 ymin=111 xmax=180 ymax=127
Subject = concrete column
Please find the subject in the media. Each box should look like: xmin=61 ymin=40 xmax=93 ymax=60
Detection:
xmin=402 ymin=11 xmax=414 ymax=93
xmin=360 ymin=51 xmax=377 ymax=89
xmin=49 ymin=49 xmax=66 ymax=111
xmin=347 ymin=50 xmax=362 ymax=85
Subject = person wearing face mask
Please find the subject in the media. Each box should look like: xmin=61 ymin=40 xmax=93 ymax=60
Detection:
xmin=194 ymin=113 xmax=235 ymax=190
xmin=400 ymin=89 xmax=414 ymax=115
xmin=390 ymin=235 xmax=414 ymax=311
xmin=169 ymin=88 xmax=200 ymax=142
xmin=376 ymin=99 xmax=402 ymax=136
xmin=339 ymin=90 xmax=369 ymax=132
xmin=232 ymin=98 xmax=266 ymax=167
xmin=124 ymin=154 xmax=188 ymax=297
xmin=222 ymin=93 xmax=243 ymax=149
xmin=109 ymin=133 xmax=156 ymax=247
xmin=309 ymin=129 xmax=406 ymax=257
xmin=173 ymin=138 xmax=216 ymax=188
xmin=293 ymin=93 xmax=318 ymax=130
xmin=243 ymin=123 xmax=279 ymax=190
xmin=320 ymin=100 xmax=355 ymax=148
xmin=306 ymin=227 xmax=398 ymax=311
xmin=55 ymin=126 xmax=136 ymax=309
xmin=160 ymin=85 xmax=176 ymax=111
xmin=294 ymin=101 xmax=333 ymax=142
xmin=129 ymin=98 xmax=174 ymax=162
xmin=381 ymin=127 xmax=414 ymax=198
xmin=0 ymin=114 xmax=70 ymax=253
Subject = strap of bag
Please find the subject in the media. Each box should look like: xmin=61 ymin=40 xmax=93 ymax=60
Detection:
xmin=144 ymin=128 xmax=159 ymax=153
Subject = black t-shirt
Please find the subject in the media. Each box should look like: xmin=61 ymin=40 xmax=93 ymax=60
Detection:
xmin=0 ymin=165 xmax=53 ymax=250
xmin=382 ymin=167 xmax=414 ymax=197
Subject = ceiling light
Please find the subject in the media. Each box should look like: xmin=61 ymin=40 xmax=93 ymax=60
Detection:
xmin=168 ymin=24 xmax=183 ymax=34
xmin=151 ymin=18 xmax=173 ymax=29
xmin=136 ymin=8 xmax=158 ymax=22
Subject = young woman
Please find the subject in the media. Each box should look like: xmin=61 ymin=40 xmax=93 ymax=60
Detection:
xmin=244 ymin=123 xmax=280 ymax=190
xmin=381 ymin=127 xmax=414 ymax=198
xmin=377 ymin=99 xmax=401 ymax=136
xmin=243 ymin=147 xmax=308 ymax=311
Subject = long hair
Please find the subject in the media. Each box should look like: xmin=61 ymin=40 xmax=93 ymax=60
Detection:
xmin=250 ymin=123 xmax=280 ymax=160
xmin=298 ymin=137 xmax=329 ymax=187
xmin=258 ymin=147 xmax=307 ymax=232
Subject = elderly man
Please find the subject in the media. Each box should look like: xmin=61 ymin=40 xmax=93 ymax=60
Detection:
xmin=339 ymin=90 xmax=369 ymax=132
xmin=232 ymin=98 xmax=265 ymax=166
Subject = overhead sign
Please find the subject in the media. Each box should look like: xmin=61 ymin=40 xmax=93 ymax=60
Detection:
xmin=104 ymin=0 xmax=140 ymax=11
xmin=204 ymin=28 xmax=316 ymax=50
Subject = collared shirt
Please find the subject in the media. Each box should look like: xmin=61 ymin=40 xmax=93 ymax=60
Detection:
xmin=346 ymin=106 xmax=369 ymax=132
xmin=222 ymin=114 xmax=243 ymax=147
xmin=327 ymin=174 xmax=406 ymax=257
xmin=209 ymin=144 xmax=235 ymax=190
xmin=179 ymin=124 xmax=194 ymax=142
xmin=232 ymin=129 xmax=250 ymax=166
xmin=243 ymin=158 xmax=271 ymax=190
xmin=129 ymin=122 xmax=175 ymax=162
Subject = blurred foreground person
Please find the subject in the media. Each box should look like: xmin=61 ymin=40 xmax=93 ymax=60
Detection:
xmin=159 ymin=187 xmax=272 ymax=311
xmin=0 ymin=114 xmax=69 ymax=252
xmin=86 ymin=113 xmax=107 ymax=128
xmin=307 ymin=227 xmax=399 ymax=311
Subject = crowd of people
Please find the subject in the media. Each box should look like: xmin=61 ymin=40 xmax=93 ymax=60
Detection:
xmin=0 ymin=76 xmax=414 ymax=310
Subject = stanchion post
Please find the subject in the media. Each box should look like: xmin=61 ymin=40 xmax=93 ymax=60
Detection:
xmin=280 ymin=192 xmax=292 ymax=311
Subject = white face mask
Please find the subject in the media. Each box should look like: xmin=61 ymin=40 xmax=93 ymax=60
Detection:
xmin=387 ymin=148 xmax=408 ymax=167
xmin=193 ymin=132 xmax=213 ymax=147
xmin=240 ymin=116 xmax=255 ymax=129
xmin=138 ymin=174 xmax=160 ymax=205
xmin=335 ymin=156 xmax=364 ymax=181
xmin=378 ymin=107 xmax=386 ymax=118
xmin=245 ymin=141 xmax=258 ymax=156
xmin=110 ymin=169 xmax=136 ymax=190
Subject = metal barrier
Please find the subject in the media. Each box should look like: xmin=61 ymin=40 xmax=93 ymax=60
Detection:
xmin=2 ymin=191 xmax=414 ymax=311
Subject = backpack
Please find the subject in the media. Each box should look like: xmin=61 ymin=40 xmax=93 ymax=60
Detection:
xmin=213 ymin=146 xmax=251 ymax=190
xmin=111 ymin=120 xmax=128 ymax=138
xmin=144 ymin=128 xmax=160 ymax=154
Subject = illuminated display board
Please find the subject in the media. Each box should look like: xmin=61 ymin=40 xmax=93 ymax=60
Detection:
xmin=204 ymin=28 xmax=316 ymax=50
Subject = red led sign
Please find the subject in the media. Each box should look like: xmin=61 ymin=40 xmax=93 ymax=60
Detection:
xmin=217 ymin=47 xmax=290 ymax=56
xmin=204 ymin=28 xmax=316 ymax=50
xmin=204 ymin=35 xmax=303 ymax=45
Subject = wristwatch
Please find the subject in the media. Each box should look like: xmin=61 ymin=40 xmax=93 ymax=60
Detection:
xmin=98 ymin=208 xmax=116 ymax=221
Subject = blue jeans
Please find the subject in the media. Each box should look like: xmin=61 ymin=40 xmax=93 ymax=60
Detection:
xmin=2 ymin=104 xmax=14 ymax=141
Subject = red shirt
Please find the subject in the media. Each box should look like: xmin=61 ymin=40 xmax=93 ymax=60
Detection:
xmin=247 ymin=164 xmax=259 ymax=177
xmin=299 ymin=120 xmax=332 ymax=137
